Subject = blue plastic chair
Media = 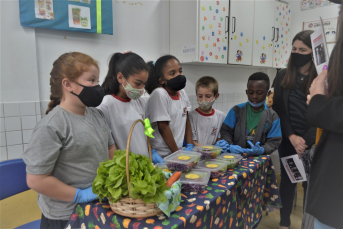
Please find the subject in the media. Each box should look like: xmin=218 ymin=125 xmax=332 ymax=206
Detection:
xmin=0 ymin=159 xmax=41 ymax=228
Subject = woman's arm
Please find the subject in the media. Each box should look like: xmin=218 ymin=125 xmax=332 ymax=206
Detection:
xmin=192 ymin=140 xmax=202 ymax=146
xmin=185 ymin=113 xmax=193 ymax=144
xmin=157 ymin=121 xmax=179 ymax=152
xmin=27 ymin=172 xmax=76 ymax=202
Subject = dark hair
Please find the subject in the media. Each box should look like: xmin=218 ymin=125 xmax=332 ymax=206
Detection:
xmin=145 ymin=55 xmax=180 ymax=94
xmin=281 ymin=30 xmax=317 ymax=95
xmin=247 ymin=72 xmax=270 ymax=90
xmin=327 ymin=3 xmax=343 ymax=98
xmin=46 ymin=52 xmax=99 ymax=114
xmin=196 ymin=76 xmax=219 ymax=95
xmin=102 ymin=52 xmax=148 ymax=95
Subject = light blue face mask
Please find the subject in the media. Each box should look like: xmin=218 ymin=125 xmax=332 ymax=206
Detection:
xmin=248 ymin=99 xmax=266 ymax=108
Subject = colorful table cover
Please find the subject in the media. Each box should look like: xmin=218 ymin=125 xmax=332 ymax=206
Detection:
xmin=65 ymin=155 xmax=281 ymax=229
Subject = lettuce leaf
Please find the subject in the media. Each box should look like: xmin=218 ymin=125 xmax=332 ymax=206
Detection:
xmin=92 ymin=149 xmax=168 ymax=204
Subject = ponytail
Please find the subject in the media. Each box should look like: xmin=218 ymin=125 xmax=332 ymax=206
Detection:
xmin=102 ymin=52 xmax=148 ymax=95
xmin=145 ymin=55 xmax=180 ymax=95
xmin=46 ymin=52 xmax=99 ymax=114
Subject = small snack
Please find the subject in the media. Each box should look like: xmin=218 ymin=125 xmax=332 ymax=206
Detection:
xmin=195 ymin=159 xmax=230 ymax=178
xmin=180 ymin=169 xmax=210 ymax=192
xmin=164 ymin=150 xmax=201 ymax=172
xmin=217 ymin=153 xmax=243 ymax=169
xmin=155 ymin=163 xmax=172 ymax=173
xmin=193 ymin=145 xmax=222 ymax=160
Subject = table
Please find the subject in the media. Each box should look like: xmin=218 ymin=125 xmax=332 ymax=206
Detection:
xmin=65 ymin=155 xmax=281 ymax=229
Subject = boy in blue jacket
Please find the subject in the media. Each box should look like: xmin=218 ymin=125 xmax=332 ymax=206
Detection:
xmin=219 ymin=72 xmax=282 ymax=155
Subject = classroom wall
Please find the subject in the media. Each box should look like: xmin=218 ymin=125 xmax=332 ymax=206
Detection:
xmin=0 ymin=0 xmax=340 ymax=163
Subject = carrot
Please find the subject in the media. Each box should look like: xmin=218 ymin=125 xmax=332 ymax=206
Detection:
xmin=166 ymin=171 xmax=181 ymax=188
xmin=229 ymin=211 xmax=234 ymax=228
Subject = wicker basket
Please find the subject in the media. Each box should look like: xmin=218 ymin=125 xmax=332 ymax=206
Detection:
xmin=108 ymin=119 xmax=163 ymax=218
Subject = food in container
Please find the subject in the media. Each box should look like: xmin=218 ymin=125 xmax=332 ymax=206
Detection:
xmin=193 ymin=145 xmax=222 ymax=160
xmin=180 ymin=169 xmax=210 ymax=192
xmin=164 ymin=150 xmax=201 ymax=172
xmin=155 ymin=163 xmax=172 ymax=173
xmin=81 ymin=17 xmax=88 ymax=27
xmin=195 ymin=159 xmax=230 ymax=178
xmin=217 ymin=153 xmax=243 ymax=169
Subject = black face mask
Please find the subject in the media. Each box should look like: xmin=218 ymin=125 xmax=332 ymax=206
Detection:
xmin=291 ymin=53 xmax=312 ymax=68
xmin=165 ymin=75 xmax=187 ymax=91
xmin=71 ymin=83 xmax=105 ymax=107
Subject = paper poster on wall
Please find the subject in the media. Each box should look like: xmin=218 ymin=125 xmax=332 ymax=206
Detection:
xmin=68 ymin=0 xmax=91 ymax=4
xmin=301 ymin=0 xmax=334 ymax=11
xmin=35 ymin=0 xmax=54 ymax=20
xmin=68 ymin=5 xmax=91 ymax=29
xmin=303 ymin=18 xmax=338 ymax=43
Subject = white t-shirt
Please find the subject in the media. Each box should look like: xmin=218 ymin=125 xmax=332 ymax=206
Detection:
xmin=145 ymin=88 xmax=191 ymax=157
xmin=97 ymin=95 xmax=149 ymax=156
xmin=189 ymin=108 xmax=226 ymax=145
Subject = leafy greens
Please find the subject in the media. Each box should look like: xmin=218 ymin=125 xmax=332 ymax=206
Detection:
xmin=92 ymin=149 xmax=168 ymax=204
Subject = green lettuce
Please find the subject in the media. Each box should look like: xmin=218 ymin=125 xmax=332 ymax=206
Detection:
xmin=92 ymin=149 xmax=168 ymax=204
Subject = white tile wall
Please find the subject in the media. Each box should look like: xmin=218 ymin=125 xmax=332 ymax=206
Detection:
xmin=21 ymin=116 xmax=37 ymax=130
xmin=4 ymin=103 xmax=21 ymax=117
xmin=23 ymin=130 xmax=33 ymax=144
xmin=0 ymin=118 xmax=5 ymax=132
xmin=5 ymin=117 xmax=22 ymax=131
xmin=20 ymin=102 xmax=36 ymax=116
xmin=7 ymin=145 xmax=24 ymax=160
xmin=0 ymin=146 xmax=7 ymax=161
xmin=0 ymin=101 xmax=42 ymax=161
xmin=0 ymin=104 xmax=4 ymax=118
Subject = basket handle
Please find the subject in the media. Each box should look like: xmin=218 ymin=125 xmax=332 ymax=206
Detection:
xmin=125 ymin=119 xmax=153 ymax=197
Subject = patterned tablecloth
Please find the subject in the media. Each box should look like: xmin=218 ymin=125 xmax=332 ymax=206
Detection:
xmin=65 ymin=155 xmax=281 ymax=229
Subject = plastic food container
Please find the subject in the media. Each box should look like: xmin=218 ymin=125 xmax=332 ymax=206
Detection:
xmin=195 ymin=159 xmax=230 ymax=178
xmin=217 ymin=153 xmax=243 ymax=169
xmin=193 ymin=145 xmax=222 ymax=160
xmin=180 ymin=169 xmax=211 ymax=192
xmin=155 ymin=163 xmax=173 ymax=173
xmin=164 ymin=150 xmax=202 ymax=172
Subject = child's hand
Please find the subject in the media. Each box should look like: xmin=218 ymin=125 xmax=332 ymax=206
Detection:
xmin=73 ymin=187 xmax=98 ymax=203
xmin=151 ymin=149 xmax=164 ymax=164
xmin=246 ymin=141 xmax=264 ymax=155
xmin=183 ymin=144 xmax=195 ymax=151
xmin=215 ymin=140 xmax=230 ymax=152
xmin=229 ymin=145 xmax=244 ymax=154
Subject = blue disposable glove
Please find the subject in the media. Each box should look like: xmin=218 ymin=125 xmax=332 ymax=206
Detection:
xmin=73 ymin=187 xmax=98 ymax=203
xmin=215 ymin=140 xmax=230 ymax=153
xmin=229 ymin=145 xmax=244 ymax=154
xmin=245 ymin=141 xmax=264 ymax=155
xmin=151 ymin=149 xmax=164 ymax=164
xmin=183 ymin=143 xmax=195 ymax=151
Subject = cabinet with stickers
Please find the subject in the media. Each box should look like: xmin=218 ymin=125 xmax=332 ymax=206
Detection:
xmin=169 ymin=0 xmax=292 ymax=67
xmin=252 ymin=0 xmax=292 ymax=67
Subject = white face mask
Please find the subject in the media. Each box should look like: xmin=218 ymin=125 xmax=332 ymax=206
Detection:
xmin=197 ymin=98 xmax=216 ymax=110
xmin=122 ymin=79 xmax=144 ymax=100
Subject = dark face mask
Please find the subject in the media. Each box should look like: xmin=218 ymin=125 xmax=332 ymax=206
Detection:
xmin=291 ymin=52 xmax=312 ymax=68
xmin=165 ymin=74 xmax=187 ymax=91
xmin=71 ymin=83 xmax=105 ymax=107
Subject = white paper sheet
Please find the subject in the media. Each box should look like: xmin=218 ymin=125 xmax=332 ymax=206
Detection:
xmin=281 ymin=155 xmax=307 ymax=183
xmin=310 ymin=17 xmax=330 ymax=75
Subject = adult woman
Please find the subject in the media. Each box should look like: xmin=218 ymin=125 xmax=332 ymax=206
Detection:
xmin=306 ymin=1 xmax=343 ymax=227
xmin=272 ymin=30 xmax=317 ymax=229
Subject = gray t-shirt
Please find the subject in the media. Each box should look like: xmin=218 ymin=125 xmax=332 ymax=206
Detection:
xmin=23 ymin=106 xmax=114 ymax=220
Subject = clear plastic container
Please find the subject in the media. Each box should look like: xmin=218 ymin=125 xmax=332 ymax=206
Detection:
xmin=217 ymin=153 xmax=243 ymax=169
xmin=155 ymin=163 xmax=173 ymax=173
xmin=164 ymin=150 xmax=202 ymax=172
xmin=195 ymin=159 xmax=230 ymax=178
xmin=193 ymin=145 xmax=222 ymax=160
xmin=180 ymin=169 xmax=211 ymax=192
